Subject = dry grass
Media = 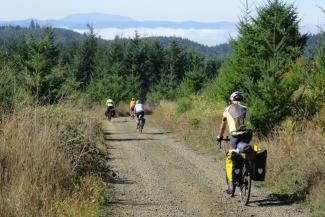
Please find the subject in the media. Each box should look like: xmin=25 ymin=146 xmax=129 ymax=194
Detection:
xmin=0 ymin=103 xmax=110 ymax=217
xmin=152 ymin=98 xmax=225 ymax=155
xmin=264 ymin=122 xmax=325 ymax=211
xmin=115 ymin=101 xmax=130 ymax=117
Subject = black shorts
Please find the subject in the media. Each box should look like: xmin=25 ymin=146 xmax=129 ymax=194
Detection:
xmin=136 ymin=111 xmax=145 ymax=119
xmin=230 ymin=130 xmax=253 ymax=149
xmin=106 ymin=106 xmax=115 ymax=116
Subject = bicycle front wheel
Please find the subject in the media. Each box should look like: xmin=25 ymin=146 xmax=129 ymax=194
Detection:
xmin=240 ymin=167 xmax=252 ymax=205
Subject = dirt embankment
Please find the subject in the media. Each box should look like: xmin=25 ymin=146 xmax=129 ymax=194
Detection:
xmin=105 ymin=116 xmax=308 ymax=217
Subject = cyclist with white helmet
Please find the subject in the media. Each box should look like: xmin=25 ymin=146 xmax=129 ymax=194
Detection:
xmin=134 ymin=99 xmax=145 ymax=128
xmin=217 ymin=91 xmax=252 ymax=149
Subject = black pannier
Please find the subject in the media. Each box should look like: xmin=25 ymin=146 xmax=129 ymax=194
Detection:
xmin=231 ymin=152 xmax=244 ymax=183
xmin=252 ymin=150 xmax=267 ymax=181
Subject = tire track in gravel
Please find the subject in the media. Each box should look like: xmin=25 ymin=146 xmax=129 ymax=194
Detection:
xmin=104 ymin=116 xmax=308 ymax=217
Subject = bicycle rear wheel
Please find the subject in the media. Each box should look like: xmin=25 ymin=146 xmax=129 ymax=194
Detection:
xmin=240 ymin=165 xmax=252 ymax=205
xmin=139 ymin=119 xmax=143 ymax=133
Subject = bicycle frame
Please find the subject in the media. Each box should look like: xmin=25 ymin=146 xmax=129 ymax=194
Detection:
xmin=218 ymin=137 xmax=253 ymax=205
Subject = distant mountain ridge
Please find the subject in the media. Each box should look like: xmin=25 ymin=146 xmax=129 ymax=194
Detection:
xmin=0 ymin=13 xmax=236 ymax=30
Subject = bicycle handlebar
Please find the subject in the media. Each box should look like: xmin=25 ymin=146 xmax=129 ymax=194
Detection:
xmin=217 ymin=136 xmax=230 ymax=150
xmin=220 ymin=137 xmax=230 ymax=142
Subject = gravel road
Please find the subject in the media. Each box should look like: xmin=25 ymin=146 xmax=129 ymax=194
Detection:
xmin=105 ymin=116 xmax=308 ymax=217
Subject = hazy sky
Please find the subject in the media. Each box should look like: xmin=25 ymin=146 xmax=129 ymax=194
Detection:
xmin=0 ymin=0 xmax=324 ymax=25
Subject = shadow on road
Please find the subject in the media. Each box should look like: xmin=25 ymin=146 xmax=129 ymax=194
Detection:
xmin=144 ymin=132 xmax=171 ymax=135
xmin=106 ymin=138 xmax=158 ymax=141
xmin=103 ymin=131 xmax=125 ymax=135
xmin=107 ymin=199 xmax=158 ymax=206
xmin=111 ymin=120 xmax=128 ymax=123
xmin=250 ymin=193 xmax=296 ymax=207
xmin=111 ymin=177 xmax=135 ymax=185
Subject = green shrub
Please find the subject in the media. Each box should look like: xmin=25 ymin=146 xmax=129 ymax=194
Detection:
xmin=176 ymin=97 xmax=192 ymax=115
xmin=0 ymin=67 xmax=31 ymax=114
xmin=177 ymin=67 xmax=206 ymax=97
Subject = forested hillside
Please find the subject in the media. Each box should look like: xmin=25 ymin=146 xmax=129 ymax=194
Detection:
xmin=0 ymin=24 xmax=225 ymax=113
xmin=145 ymin=36 xmax=230 ymax=58
xmin=0 ymin=25 xmax=85 ymax=45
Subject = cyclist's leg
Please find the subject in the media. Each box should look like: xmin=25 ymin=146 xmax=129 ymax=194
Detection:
xmin=131 ymin=107 xmax=135 ymax=116
xmin=135 ymin=112 xmax=140 ymax=128
xmin=227 ymin=135 xmax=241 ymax=193
xmin=230 ymin=135 xmax=239 ymax=149
xmin=139 ymin=111 xmax=145 ymax=126
xmin=106 ymin=106 xmax=111 ymax=116
xmin=108 ymin=106 xmax=114 ymax=113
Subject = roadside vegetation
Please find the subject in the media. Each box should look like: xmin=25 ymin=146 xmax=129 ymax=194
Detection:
xmin=153 ymin=0 xmax=325 ymax=214
xmin=0 ymin=103 xmax=110 ymax=217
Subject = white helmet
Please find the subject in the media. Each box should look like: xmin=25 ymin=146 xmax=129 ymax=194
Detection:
xmin=229 ymin=91 xmax=244 ymax=102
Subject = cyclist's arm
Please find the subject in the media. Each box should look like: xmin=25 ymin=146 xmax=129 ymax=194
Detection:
xmin=218 ymin=117 xmax=227 ymax=138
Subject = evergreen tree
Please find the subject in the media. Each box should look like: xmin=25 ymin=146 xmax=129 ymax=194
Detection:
xmin=108 ymin=36 xmax=126 ymax=67
xmin=177 ymin=67 xmax=206 ymax=97
xmin=212 ymin=0 xmax=307 ymax=134
xmin=76 ymin=25 xmax=98 ymax=90
xmin=166 ymin=40 xmax=187 ymax=82
xmin=204 ymin=58 xmax=222 ymax=79
xmin=142 ymin=40 xmax=165 ymax=91
xmin=125 ymin=33 xmax=147 ymax=99
xmin=29 ymin=20 xmax=36 ymax=29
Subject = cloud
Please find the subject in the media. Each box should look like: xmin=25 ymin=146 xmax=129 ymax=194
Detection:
xmin=74 ymin=27 xmax=238 ymax=46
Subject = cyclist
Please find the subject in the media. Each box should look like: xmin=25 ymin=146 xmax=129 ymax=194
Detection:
xmin=217 ymin=91 xmax=252 ymax=149
xmin=130 ymin=98 xmax=136 ymax=118
xmin=217 ymin=91 xmax=252 ymax=194
xmin=105 ymin=98 xmax=115 ymax=118
xmin=134 ymin=99 xmax=145 ymax=129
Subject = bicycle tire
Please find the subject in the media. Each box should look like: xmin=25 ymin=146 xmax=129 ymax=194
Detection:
xmin=240 ymin=164 xmax=252 ymax=205
xmin=139 ymin=119 xmax=143 ymax=133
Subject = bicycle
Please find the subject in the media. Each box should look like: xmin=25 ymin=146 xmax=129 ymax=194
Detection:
xmin=105 ymin=108 xmax=115 ymax=122
xmin=130 ymin=109 xmax=135 ymax=120
xmin=218 ymin=137 xmax=256 ymax=205
xmin=137 ymin=115 xmax=145 ymax=133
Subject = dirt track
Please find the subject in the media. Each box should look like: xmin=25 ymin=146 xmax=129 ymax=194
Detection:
xmin=105 ymin=116 xmax=308 ymax=217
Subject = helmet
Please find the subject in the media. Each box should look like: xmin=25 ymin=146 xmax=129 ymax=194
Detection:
xmin=132 ymin=97 xmax=135 ymax=100
xmin=229 ymin=91 xmax=244 ymax=102
xmin=136 ymin=99 xmax=142 ymax=104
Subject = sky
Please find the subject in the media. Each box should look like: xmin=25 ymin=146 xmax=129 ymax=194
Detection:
xmin=1 ymin=0 xmax=324 ymax=46
xmin=0 ymin=0 xmax=324 ymax=25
